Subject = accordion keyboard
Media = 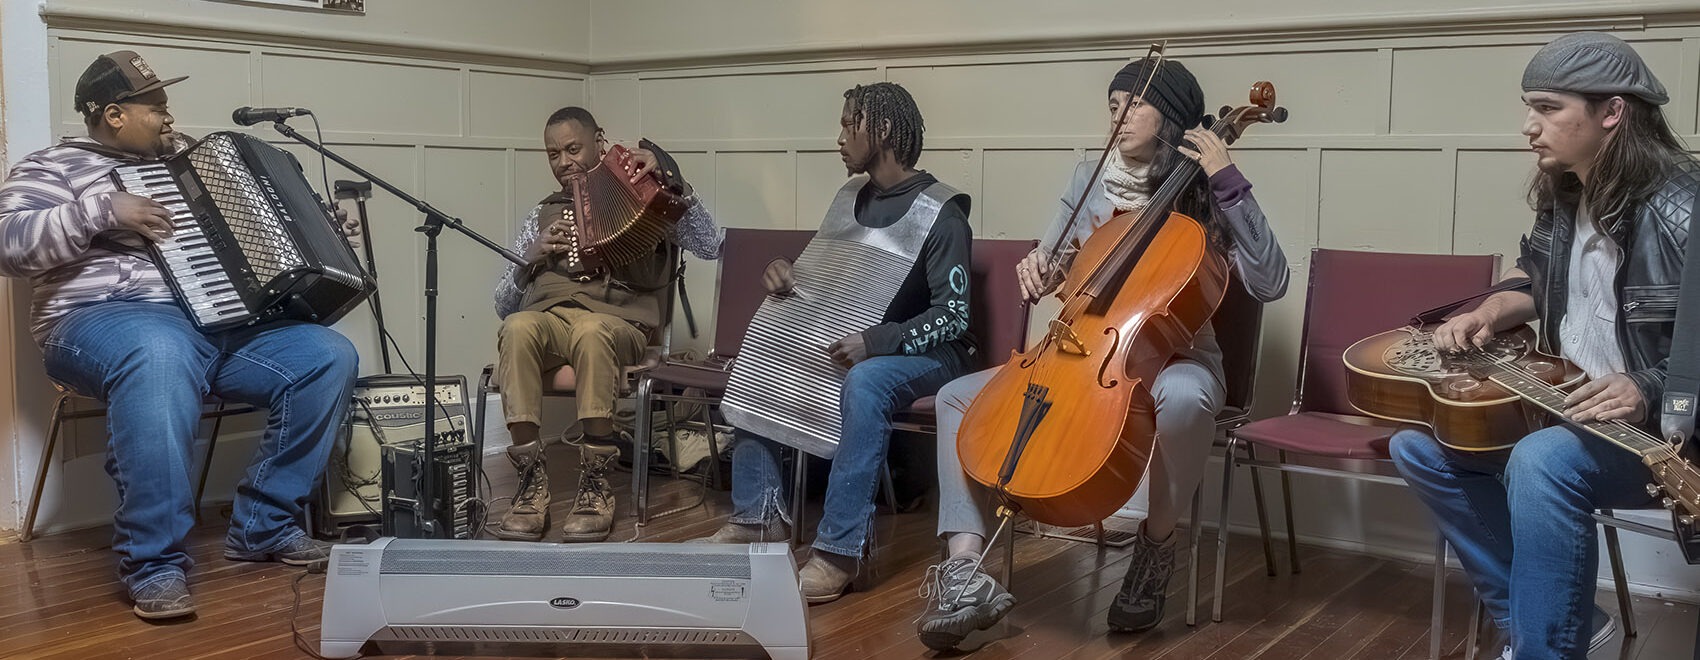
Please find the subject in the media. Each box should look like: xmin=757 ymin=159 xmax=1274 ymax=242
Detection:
xmin=113 ymin=163 xmax=247 ymax=326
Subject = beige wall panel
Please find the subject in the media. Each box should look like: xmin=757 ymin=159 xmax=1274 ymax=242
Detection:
xmin=890 ymin=61 xmax=1114 ymax=138
xmin=1454 ymin=150 xmax=1538 ymax=261
xmin=424 ymin=148 xmax=510 ymax=383
xmin=280 ymin=143 xmax=424 ymax=375
xmin=468 ymin=71 xmax=585 ymax=140
xmin=794 ymin=149 xmax=981 ymax=230
xmin=796 ymin=151 xmax=852 ymax=229
xmin=1318 ymin=150 xmax=1452 ymax=253
xmin=1233 ymin=149 xmax=1318 ymax=259
xmin=54 ymin=38 xmax=250 ymax=131
xmin=512 ymin=148 xmax=560 ymax=225
xmin=591 ymin=76 xmax=641 ymax=144
xmin=50 ymin=0 xmax=592 ymax=61
xmin=714 ymin=152 xmax=795 ymax=229
xmin=262 ymin=55 xmax=461 ymax=137
xmin=637 ymin=70 xmax=879 ymax=142
xmin=1184 ymin=51 xmax=1384 ymax=137
xmin=1392 ymin=41 xmax=1686 ymax=135
xmin=980 ymin=150 xmax=1082 ymax=240
xmin=588 ymin=0 xmax=1618 ymax=62
xmin=666 ymin=152 xmax=714 ymax=213
xmin=917 ymin=149 xmax=981 ymax=215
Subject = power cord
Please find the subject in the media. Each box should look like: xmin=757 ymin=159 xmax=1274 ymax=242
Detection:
xmin=290 ymin=561 xmax=361 ymax=660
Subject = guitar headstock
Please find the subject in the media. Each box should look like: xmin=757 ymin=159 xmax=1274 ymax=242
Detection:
xmin=1645 ymin=442 xmax=1700 ymax=527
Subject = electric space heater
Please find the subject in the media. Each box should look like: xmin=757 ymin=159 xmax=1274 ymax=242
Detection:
xmin=319 ymin=538 xmax=808 ymax=659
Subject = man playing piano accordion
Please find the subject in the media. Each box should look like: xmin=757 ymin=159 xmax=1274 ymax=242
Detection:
xmin=491 ymin=107 xmax=722 ymax=543
xmin=0 ymin=51 xmax=361 ymax=620
xmin=694 ymin=83 xmax=976 ymax=604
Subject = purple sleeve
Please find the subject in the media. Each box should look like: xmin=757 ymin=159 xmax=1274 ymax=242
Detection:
xmin=1208 ymin=164 xmax=1252 ymax=209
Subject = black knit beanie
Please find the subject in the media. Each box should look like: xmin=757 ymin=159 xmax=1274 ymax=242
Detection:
xmin=1108 ymin=58 xmax=1205 ymax=130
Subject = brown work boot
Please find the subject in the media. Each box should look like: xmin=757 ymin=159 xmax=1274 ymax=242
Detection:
xmin=494 ymin=442 xmax=550 ymax=541
xmin=559 ymin=442 xmax=620 ymax=542
xmin=798 ymin=551 xmax=858 ymax=604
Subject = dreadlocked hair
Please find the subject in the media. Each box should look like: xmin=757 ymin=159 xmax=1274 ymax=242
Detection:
xmin=1527 ymin=94 xmax=1693 ymax=233
xmin=843 ymin=82 xmax=925 ymax=168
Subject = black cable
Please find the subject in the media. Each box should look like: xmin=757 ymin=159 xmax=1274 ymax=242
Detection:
xmin=309 ymin=113 xmax=335 ymax=225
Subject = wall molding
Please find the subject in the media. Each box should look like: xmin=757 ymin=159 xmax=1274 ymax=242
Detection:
xmin=39 ymin=4 xmax=591 ymax=73
xmin=39 ymin=2 xmax=1700 ymax=75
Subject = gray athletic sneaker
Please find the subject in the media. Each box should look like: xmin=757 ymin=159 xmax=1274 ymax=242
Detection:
xmin=916 ymin=555 xmax=1017 ymax=651
xmin=130 ymin=572 xmax=195 ymax=620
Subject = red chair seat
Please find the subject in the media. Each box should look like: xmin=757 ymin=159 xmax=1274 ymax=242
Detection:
xmin=1230 ymin=412 xmax=1404 ymax=460
xmin=642 ymin=362 xmax=732 ymax=393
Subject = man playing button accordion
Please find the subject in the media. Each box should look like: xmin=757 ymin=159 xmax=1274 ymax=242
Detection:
xmin=491 ymin=107 xmax=722 ymax=544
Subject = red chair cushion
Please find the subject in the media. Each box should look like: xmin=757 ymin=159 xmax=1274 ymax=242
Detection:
xmin=1230 ymin=412 xmax=1404 ymax=460
xmin=643 ymin=362 xmax=733 ymax=393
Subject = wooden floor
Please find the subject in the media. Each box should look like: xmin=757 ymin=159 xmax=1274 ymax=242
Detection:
xmin=3 ymin=441 xmax=1696 ymax=660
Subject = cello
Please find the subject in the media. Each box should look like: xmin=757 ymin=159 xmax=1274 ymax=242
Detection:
xmin=957 ymin=68 xmax=1289 ymax=529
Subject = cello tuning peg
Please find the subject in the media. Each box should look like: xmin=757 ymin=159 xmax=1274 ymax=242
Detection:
xmin=1269 ymin=107 xmax=1290 ymax=123
xmin=1218 ymin=105 xmax=1232 ymax=118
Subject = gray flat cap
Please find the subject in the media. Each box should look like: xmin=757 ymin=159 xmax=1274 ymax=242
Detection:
xmin=1522 ymin=32 xmax=1668 ymax=105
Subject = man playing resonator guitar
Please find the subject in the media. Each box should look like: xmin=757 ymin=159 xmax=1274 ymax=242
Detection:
xmin=1388 ymin=32 xmax=1698 ymax=660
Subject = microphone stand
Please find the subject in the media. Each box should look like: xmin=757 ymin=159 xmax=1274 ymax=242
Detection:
xmin=267 ymin=119 xmax=525 ymax=538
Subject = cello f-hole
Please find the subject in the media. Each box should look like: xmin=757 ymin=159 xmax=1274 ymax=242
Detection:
xmin=1097 ymin=327 xmax=1122 ymax=388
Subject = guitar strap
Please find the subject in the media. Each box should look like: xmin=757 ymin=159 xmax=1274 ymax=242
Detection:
xmin=1659 ymin=191 xmax=1700 ymax=445
xmin=1409 ymin=276 xmax=1533 ymax=327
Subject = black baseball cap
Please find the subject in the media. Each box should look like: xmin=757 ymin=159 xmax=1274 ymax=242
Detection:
xmin=73 ymin=50 xmax=188 ymax=116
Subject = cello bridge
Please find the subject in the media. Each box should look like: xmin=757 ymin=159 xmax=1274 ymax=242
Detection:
xmin=1048 ymin=320 xmax=1090 ymax=356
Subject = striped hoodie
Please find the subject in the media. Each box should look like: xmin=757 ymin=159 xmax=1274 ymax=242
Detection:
xmin=0 ymin=136 xmax=190 ymax=344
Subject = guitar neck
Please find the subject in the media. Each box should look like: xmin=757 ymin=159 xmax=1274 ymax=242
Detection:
xmin=1484 ymin=368 xmax=1667 ymax=459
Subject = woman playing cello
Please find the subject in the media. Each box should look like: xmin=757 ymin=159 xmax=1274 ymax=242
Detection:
xmin=916 ymin=57 xmax=1290 ymax=650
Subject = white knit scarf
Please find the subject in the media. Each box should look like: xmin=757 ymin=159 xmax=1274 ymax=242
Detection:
xmin=1102 ymin=156 xmax=1154 ymax=213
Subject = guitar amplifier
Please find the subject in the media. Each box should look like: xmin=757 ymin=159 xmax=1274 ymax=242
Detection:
xmin=383 ymin=423 xmax=476 ymax=539
xmin=316 ymin=375 xmax=475 ymax=539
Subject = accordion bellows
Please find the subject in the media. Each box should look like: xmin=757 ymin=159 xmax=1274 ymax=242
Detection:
xmin=560 ymin=144 xmax=688 ymax=274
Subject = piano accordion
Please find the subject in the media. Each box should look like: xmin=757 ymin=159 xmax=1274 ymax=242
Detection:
xmin=111 ymin=131 xmax=374 ymax=332
xmin=550 ymin=144 xmax=687 ymax=275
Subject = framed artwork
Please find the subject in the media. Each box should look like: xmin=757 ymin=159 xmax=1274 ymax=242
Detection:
xmin=209 ymin=0 xmax=365 ymax=13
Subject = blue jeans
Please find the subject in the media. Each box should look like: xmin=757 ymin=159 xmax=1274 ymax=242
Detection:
xmin=1389 ymin=425 xmax=1657 ymax=660
xmin=729 ymin=349 xmax=966 ymax=557
xmin=41 ymin=302 xmax=357 ymax=591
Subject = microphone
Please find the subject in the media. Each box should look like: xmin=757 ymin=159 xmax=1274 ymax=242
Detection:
xmin=231 ymin=106 xmax=311 ymax=126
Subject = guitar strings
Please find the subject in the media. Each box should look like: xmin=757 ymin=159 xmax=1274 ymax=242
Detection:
xmin=1410 ymin=329 xmax=1671 ymax=457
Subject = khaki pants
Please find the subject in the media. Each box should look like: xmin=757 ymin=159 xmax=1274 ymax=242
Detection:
xmin=495 ymin=306 xmax=646 ymax=427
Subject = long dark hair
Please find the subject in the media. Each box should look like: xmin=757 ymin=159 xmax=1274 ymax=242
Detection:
xmin=1527 ymin=95 xmax=1692 ymax=231
xmin=1134 ymin=115 xmax=1226 ymax=251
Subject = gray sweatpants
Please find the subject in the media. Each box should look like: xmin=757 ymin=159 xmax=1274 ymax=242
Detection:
xmin=935 ymin=358 xmax=1225 ymax=540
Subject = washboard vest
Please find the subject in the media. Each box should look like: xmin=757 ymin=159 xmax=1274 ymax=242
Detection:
xmin=721 ymin=176 xmax=967 ymax=458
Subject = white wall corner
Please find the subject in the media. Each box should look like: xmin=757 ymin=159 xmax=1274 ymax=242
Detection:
xmin=1 ymin=0 xmax=51 ymax=533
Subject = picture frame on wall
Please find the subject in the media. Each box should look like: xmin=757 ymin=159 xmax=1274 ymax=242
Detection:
xmin=209 ymin=0 xmax=365 ymax=13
